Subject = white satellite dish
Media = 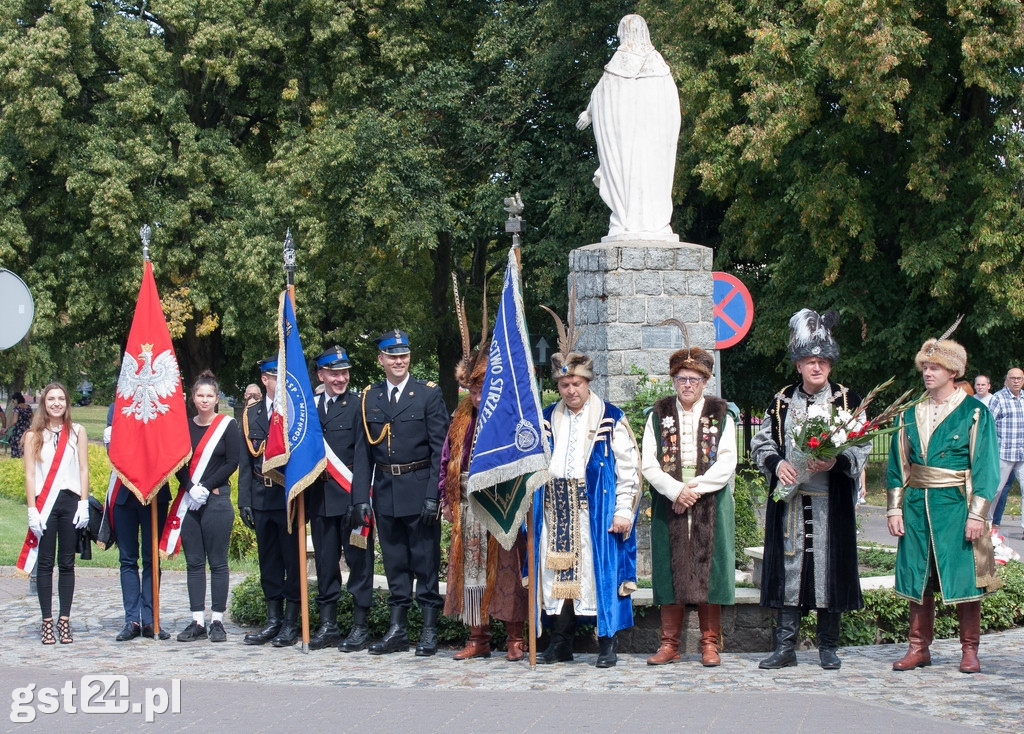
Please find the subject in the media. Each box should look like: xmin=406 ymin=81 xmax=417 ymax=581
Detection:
xmin=0 ymin=269 xmax=34 ymax=349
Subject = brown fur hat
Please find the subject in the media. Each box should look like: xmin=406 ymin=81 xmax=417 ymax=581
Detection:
xmin=915 ymin=339 xmax=967 ymax=378
xmin=552 ymin=351 xmax=594 ymax=382
xmin=915 ymin=315 xmax=967 ymax=378
xmin=669 ymin=347 xmax=713 ymax=379
xmin=455 ymin=348 xmax=489 ymax=389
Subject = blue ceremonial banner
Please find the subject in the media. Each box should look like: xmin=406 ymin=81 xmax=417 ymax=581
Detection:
xmin=262 ymin=291 xmax=326 ymax=523
xmin=467 ymin=248 xmax=550 ymax=549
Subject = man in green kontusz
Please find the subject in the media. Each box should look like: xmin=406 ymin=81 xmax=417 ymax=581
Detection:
xmin=887 ymin=326 xmax=1001 ymax=674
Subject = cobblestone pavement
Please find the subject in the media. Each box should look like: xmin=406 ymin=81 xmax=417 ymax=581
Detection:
xmin=0 ymin=567 xmax=1021 ymax=733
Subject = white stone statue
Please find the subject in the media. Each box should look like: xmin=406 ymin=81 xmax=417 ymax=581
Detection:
xmin=577 ymin=14 xmax=681 ymax=242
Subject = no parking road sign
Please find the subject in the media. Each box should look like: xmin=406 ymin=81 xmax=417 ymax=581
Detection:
xmin=712 ymin=272 xmax=753 ymax=349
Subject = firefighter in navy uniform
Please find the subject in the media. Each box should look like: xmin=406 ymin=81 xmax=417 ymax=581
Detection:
xmin=351 ymin=330 xmax=450 ymax=655
xmin=237 ymin=357 xmax=301 ymax=647
xmin=307 ymin=346 xmax=375 ymax=651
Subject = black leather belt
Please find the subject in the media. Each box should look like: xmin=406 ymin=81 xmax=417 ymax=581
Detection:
xmin=376 ymin=459 xmax=430 ymax=476
xmin=253 ymin=471 xmax=274 ymax=487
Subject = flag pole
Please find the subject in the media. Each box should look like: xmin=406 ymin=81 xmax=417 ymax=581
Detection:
xmin=139 ymin=225 xmax=164 ymax=641
xmin=504 ymin=195 xmax=536 ymax=667
xmin=284 ymin=229 xmax=311 ymax=654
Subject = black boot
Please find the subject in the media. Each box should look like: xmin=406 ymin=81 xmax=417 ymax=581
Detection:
xmin=817 ymin=610 xmax=842 ymax=670
xmin=308 ymin=602 xmax=341 ymax=651
xmin=339 ymin=606 xmax=371 ymax=653
xmin=416 ymin=606 xmax=440 ymax=657
xmin=759 ymin=607 xmax=801 ymax=669
xmin=271 ymin=601 xmax=300 ymax=647
xmin=539 ymin=604 xmax=575 ymax=664
xmin=244 ymin=599 xmax=283 ymax=646
xmin=596 ymin=634 xmax=618 ymax=668
xmin=368 ymin=607 xmax=409 ymax=655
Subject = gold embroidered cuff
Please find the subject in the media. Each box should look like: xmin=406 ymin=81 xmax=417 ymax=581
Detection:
xmin=967 ymin=512 xmax=986 ymax=523
xmin=968 ymin=494 xmax=990 ymax=519
xmin=887 ymin=487 xmax=905 ymax=513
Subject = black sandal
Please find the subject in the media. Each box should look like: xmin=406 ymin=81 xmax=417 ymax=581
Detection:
xmin=56 ymin=617 xmax=73 ymax=644
xmin=41 ymin=619 xmax=55 ymax=645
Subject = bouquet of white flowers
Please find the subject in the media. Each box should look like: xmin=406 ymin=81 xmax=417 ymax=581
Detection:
xmin=773 ymin=377 xmax=923 ymax=502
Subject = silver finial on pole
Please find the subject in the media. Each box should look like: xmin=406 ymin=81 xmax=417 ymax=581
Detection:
xmin=503 ymin=192 xmax=525 ymax=249
xmin=283 ymin=228 xmax=296 ymax=286
xmin=139 ymin=224 xmax=152 ymax=262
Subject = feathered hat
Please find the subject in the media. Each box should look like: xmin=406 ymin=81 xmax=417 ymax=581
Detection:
xmin=788 ymin=308 xmax=840 ymax=363
xmin=452 ymin=274 xmax=490 ymax=390
xmin=661 ymin=319 xmax=713 ymax=379
xmin=915 ymin=315 xmax=967 ymax=377
xmin=541 ymin=282 xmax=594 ymax=381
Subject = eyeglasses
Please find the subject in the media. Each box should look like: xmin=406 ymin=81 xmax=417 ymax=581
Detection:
xmin=673 ymin=376 xmax=704 ymax=385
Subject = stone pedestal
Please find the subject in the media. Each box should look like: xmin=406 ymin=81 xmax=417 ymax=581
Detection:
xmin=568 ymin=240 xmax=716 ymax=404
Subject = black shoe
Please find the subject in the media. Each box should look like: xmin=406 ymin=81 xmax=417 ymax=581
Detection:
xmin=416 ymin=607 xmax=440 ymax=657
xmin=244 ymin=600 xmax=283 ymax=646
xmin=759 ymin=607 xmax=801 ymax=670
xmin=817 ymin=610 xmax=842 ymax=670
xmin=141 ymin=624 xmax=171 ymax=640
xmin=309 ymin=622 xmax=342 ymax=650
xmin=538 ymin=604 xmax=575 ymax=664
xmin=309 ymin=602 xmax=341 ymax=650
xmin=339 ymin=606 xmax=371 ymax=652
xmin=538 ymin=640 xmax=573 ymax=664
xmin=271 ymin=602 xmax=300 ymax=647
xmin=368 ymin=607 xmax=410 ymax=655
xmin=177 ymin=621 xmax=208 ymax=642
xmin=208 ymin=621 xmax=227 ymax=643
xmin=115 ymin=622 xmax=141 ymax=641
xmin=595 ymin=635 xmax=618 ymax=668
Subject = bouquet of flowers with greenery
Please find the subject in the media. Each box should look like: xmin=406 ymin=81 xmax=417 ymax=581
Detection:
xmin=774 ymin=377 xmax=922 ymax=501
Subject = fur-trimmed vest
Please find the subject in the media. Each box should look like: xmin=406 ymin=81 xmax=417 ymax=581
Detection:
xmin=649 ymin=395 xmax=730 ymax=605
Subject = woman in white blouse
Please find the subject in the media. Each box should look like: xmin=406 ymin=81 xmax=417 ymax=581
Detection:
xmin=23 ymin=383 xmax=90 ymax=644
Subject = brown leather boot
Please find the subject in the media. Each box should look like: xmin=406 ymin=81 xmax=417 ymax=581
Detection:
xmin=893 ymin=596 xmax=934 ymax=671
xmin=505 ymin=622 xmax=525 ymax=662
xmin=698 ymin=603 xmax=722 ymax=667
xmin=453 ymin=625 xmax=492 ymax=660
xmin=647 ymin=604 xmax=684 ymax=665
xmin=957 ymin=601 xmax=981 ymax=673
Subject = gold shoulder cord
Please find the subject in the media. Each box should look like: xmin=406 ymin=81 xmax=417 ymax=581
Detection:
xmin=361 ymin=385 xmax=391 ymax=453
xmin=242 ymin=403 xmax=264 ymax=458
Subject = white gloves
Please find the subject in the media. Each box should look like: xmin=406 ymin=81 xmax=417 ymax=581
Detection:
xmin=185 ymin=484 xmax=209 ymax=511
xmin=27 ymin=507 xmax=45 ymax=538
xmin=73 ymin=500 xmax=90 ymax=530
xmin=189 ymin=484 xmax=210 ymax=505
xmin=102 ymin=425 xmax=112 ymax=447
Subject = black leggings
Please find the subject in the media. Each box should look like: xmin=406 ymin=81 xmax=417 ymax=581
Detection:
xmin=180 ymin=491 xmax=234 ymax=613
xmin=36 ymin=490 xmax=78 ymax=619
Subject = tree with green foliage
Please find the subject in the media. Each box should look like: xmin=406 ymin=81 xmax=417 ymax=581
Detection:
xmin=642 ymin=0 xmax=1024 ymax=401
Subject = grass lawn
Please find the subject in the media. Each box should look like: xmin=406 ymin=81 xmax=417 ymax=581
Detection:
xmin=864 ymin=462 xmax=1023 ymax=517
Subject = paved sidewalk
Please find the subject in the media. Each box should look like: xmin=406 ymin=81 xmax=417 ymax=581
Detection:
xmin=1 ymin=566 xmax=1021 ymax=733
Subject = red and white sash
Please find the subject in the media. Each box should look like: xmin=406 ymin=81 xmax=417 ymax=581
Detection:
xmin=324 ymin=440 xmax=353 ymax=492
xmin=160 ymin=414 xmax=233 ymax=557
xmin=323 ymin=434 xmax=371 ymax=547
xmin=17 ymin=427 xmax=71 ymax=575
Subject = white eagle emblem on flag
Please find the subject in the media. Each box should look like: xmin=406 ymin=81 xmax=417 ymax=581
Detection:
xmin=117 ymin=343 xmax=180 ymax=423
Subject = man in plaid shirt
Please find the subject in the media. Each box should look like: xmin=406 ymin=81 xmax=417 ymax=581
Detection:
xmin=987 ymin=367 xmax=1024 ymax=536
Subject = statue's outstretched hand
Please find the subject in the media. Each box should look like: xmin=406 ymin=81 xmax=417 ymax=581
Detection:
xmin=576 ymin=110 xmax=592 ymax=130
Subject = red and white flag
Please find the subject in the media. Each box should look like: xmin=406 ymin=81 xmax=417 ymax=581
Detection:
xmin=109 ymin=260 xmax=192 ymax=503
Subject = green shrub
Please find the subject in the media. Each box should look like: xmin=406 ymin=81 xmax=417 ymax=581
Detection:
xmin=734 ymin=463 xmax=766 ymax=568
xmin=228 ymin=515 xmax=257 ymax=561
xmin=822 ymin=561 xmax=1024 ymax=646
xmin=229 ymin=572 xmax=474 ymax=645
